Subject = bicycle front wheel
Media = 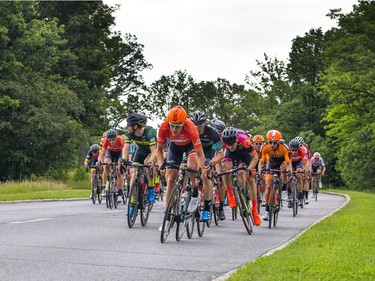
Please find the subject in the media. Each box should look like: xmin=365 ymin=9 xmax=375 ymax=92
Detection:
xmin=268 ymin=187 xmax=275 ymax=229
xmin=127 ymin=180 xmax=140 ymax=228
xmin=186 ymin=213 xmax=195 ymax=239
xmin=196 ymin=209 xmax=205 ymax=237
xmin=238 ymin=193 xmax=253 ymax=235
xmin=160 ymin=185 xmax=179 ymax=243
xmin=140 ymin=189 xmax=152 ymax=227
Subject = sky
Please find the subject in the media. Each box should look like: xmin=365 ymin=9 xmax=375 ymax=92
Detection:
xmin=103 ymin=0 xmax=357 ymax=85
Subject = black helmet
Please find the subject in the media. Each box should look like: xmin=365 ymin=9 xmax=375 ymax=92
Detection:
xmin=289 ymin=138 xmax=300 ymax=150
xmin=189 ymin=109 xmax=206 ymax=126
xmin=106 ymin=129 xmax=117 ymax=139
xmin=210 ymin=119 xmax=226 ymax=134
xmin=90 ymin=144 xmax=100 ymax=153
xmin=222 ymin=127 xmax=238 ymax=146
xmin=126 ymin=113 xmax=147 ymax=127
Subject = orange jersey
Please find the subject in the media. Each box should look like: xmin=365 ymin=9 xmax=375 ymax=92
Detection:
xmin=157 ymin=119 xmax=202 ymax=149
xmin=101 ymin=135 xmax=124 ymax=152
xmin=260 ymin=143 xmax=291 ymax=166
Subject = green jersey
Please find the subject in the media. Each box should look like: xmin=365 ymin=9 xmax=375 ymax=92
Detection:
xmin=124 ymin=126 xmax=157 ymax=153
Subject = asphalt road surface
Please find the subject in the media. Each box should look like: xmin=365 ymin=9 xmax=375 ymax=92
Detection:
xmin=0 ymin=192 xmax=346 ymax=281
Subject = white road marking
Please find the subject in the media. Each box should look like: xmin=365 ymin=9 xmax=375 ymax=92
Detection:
xmin=10 ymin=218 xmax=52 ymax=224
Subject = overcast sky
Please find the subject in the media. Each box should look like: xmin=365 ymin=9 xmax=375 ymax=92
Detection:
xmin=103 ymin=0 xmax=357 ymax=85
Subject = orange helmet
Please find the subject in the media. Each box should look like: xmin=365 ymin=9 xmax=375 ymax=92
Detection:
xmin=266 ymin=130 xmax=281 ymax=141
xmin=167 ymin=105 xmax=187 ymax=123
xmin=253 ymin=135 xmax=264 ymax=142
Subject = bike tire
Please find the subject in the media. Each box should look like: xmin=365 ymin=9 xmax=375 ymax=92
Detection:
xmin=213 ymin=205 xmax=218 ymax=226
xmin=91 ymin=177 xmax=97 ymax=204
xmin=141 ymin=185 xmax=151 ymax=227
xmin=160 ymin=185 xmax=179 ymax=243
xmin=238 ymin=193 xmax=253 ymax=235
xmin=196 ymin=209 xmax=205 ymax=237
xmin=206 ymin=202 xmax=213 ymax=227
xmin=269 ymin=186 xmax=275 ymax=229
xmin=315 ymin=180 xmax=319 ymax=201
xmin=127 ymin=179 xmax=140 ymax=228
xmin=105 ymin=188 xmax=110 ymax=208
xmin=176 ymin=212 xmax=187 ymax=241
xmin=274 ymin=186 xmax=281 ymax=227
xmin=97 ymin=187 xmax=102 ymax=204
xmin=186 ymin=213 xmax=195 ymax=239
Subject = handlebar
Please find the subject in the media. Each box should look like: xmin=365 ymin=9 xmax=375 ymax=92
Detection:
xmin=216 ymin=165 xmax=249 ymax=177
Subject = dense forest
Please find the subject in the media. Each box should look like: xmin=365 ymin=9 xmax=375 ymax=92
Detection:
xmin=0 ymin=0 xmax=374 ymax=191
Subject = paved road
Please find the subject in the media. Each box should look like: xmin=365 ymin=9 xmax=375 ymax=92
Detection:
xmin=0 ymin=192 xmax=346 ymax=281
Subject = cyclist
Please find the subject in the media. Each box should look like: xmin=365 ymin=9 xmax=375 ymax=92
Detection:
xmin=98 ymin=129 xmax=125 ymax=198
xmin=122 ymin=113 xmax=158 ymax=207
xmin=311 ymin=151 xmax=326 ymax=191
xmin=221 ymin=127 xmax=262 ymax=226
xmin=295 ymin=136 xmax=312 ymax=203
xmin=252 ymin=134 xmax=266 ymax=206
xmin=259 ymin=130 xmax=292 ymax=221
xmin=189 ymin=109 xmax=224 ymax=222
xmin=209 ymin=119 xmax=227 ymax=220
xmin=288 ymin=138 xmax=307 ymax=207
xmin=84 ymin=144 xmax=101 ymax=198
xmin=156 ymin=105 xmax=206 ymax=231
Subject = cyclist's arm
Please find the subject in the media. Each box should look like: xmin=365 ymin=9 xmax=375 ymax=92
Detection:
xmin=148 ymin=144 xmax=157 ymax=163
xmin=122 ymin=142 xmax=131 ymax=161
xmin=248 ymin=150 xmax=259 ymax=171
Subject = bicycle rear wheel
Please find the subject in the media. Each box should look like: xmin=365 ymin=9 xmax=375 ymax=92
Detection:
xmin=141 ymin=188 xmax=152 ymax=227
xmin=273 ymin=187 xmax=281 ymax=227
xmin=196 ymin=209 xmax=205 ymax=237
xmin=268 ymin=186 xmax=275 ymax=229
xmin=127 ymin=180 xmax=140 ymax=228
xmin=160 ymin=185 xmax=179 ymax=243
xmin=186 ymin=213 xmax=195 ymax=239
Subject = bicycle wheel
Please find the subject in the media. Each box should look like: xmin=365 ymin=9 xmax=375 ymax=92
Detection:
xmin=291 ymin=184 xmax=297 ymax=217
xmin=213 ymin=204 xmax=218 ymax=226
xmin=206 ymin=201 xmax=213 ymax=227
xmin=238 ymin=193 xmax=253 ymax=235
xmin=141 ymin=190 xmax=152 ymax=227
xmin=176 ymin=210 xmax=187 ymax=241
xmin=273 ymin=186 xmax=281 ymax=227
xmin=268 ymin=186 xmax=275 ymax=229
xmin=186 ymin=213 xmax=195 ymax=239
xmin=127 ymin=179 xmax=140 ymax=228
xmin=160 ymin=185 xmax=179 ymax=243
xmin=196 ymin=209 xmax=205 ymax=237
xmin=97 ymin=186 xmax=102 ymax=204
xmin=315 ymin=180 xmax=319 ymax=201
xmin=105 ymin=186 xmax=110 ymax=208
xmin=91 ymin=176 xmax=97 ymax=204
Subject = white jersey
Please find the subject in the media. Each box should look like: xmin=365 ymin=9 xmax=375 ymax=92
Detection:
xmin=311 ymin=157 xmax=325 ymax=167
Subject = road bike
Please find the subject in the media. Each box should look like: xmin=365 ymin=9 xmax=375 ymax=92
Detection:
xmin=127 ymin=163 xmax=154 ymax=228
xmin=160 ymin=163 xmax=200 ymax=243
xmin=89 ymin=165 xmax=103 ymax=205
xmin=264 ymin=169 xmax=283 ymax=229
xmin=218 ymin=165 xmax=253 ymax=235
xmin=255 ymin=171 xmax=263 ymax=214
xmin=288 ymin=170 xmax=305 ymax=217
xmin=102 ymin=162 xmax=119 ymax=209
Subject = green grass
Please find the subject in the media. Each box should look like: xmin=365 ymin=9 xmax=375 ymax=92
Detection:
xmin=227 ymin=190 xmax=375 ymax=281
xmin=0 ymin=179 xmax=90 ymax=201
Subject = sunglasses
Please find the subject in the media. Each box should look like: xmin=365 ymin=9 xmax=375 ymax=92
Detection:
xmin=269 ymin=141 xmax=279 ymax=145
xmin=254 ymin=142 xmax=263 ymax=146
xmin=169 ymin=122 xmax=184 ymax=129
xmin=108 ymin=138 xmax=116 ymax=142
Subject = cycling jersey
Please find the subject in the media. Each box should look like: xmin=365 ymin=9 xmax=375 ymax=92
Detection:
xmin=223 ymin=132 xmax=257 ymax=166
xmin=199 ymin=123 xmax=223 ymax=159
xmin=260 ymin=142 xmax=291 ymax=168
xmin=124 ymin=126 xmax=157 ymax=154
xmin=157 ymin=119 xmax=202 ymax=150
xmin=102 ymin=135 xmax=124 ymax=152
xmin=289 ymin=147 xmax=307 ymax=163
xmin=85 ymin=149 xmax=99 ymax=167
xmin=311 ymin=157 xmax=325 ymax=167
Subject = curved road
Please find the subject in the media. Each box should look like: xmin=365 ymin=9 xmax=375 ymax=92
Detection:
xmin=0 ymin=192 xmax=346 ymax=281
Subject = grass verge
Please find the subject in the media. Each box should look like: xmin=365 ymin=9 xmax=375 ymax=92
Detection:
xmin=226 ymin=190 xmax=375 ymax=281
xmin=0 ymin=180 xmax=90 ymax=201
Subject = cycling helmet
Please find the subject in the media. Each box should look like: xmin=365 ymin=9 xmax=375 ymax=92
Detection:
xmin=106 ymin=129 xmax=117 ymax=139
xmin=189 ymin=109 xmax=207 ymax=126
xmin=295 ymin=136 xmax=304 ymax=145
xmin=222 ymin=127 xmax=238 ymax=146
xmin=210 ymin=119 xmax=226 ymax=134
xmin=266 ymin=130 xmax=281 ymax=141
xmin=253 ymin=135 xmax=264 ymax=142
xmin=90 ymin=144 xmax=100 ymax=153
xmin=289 ymin=138 xmax=300 ymax=150
xmin=167 ymin=105 xmax=187 ymax=123
xmin=313 ymin=152 xmax=321 ymax=159
xmin=126 ymin=113 xmax=147 ymax=127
